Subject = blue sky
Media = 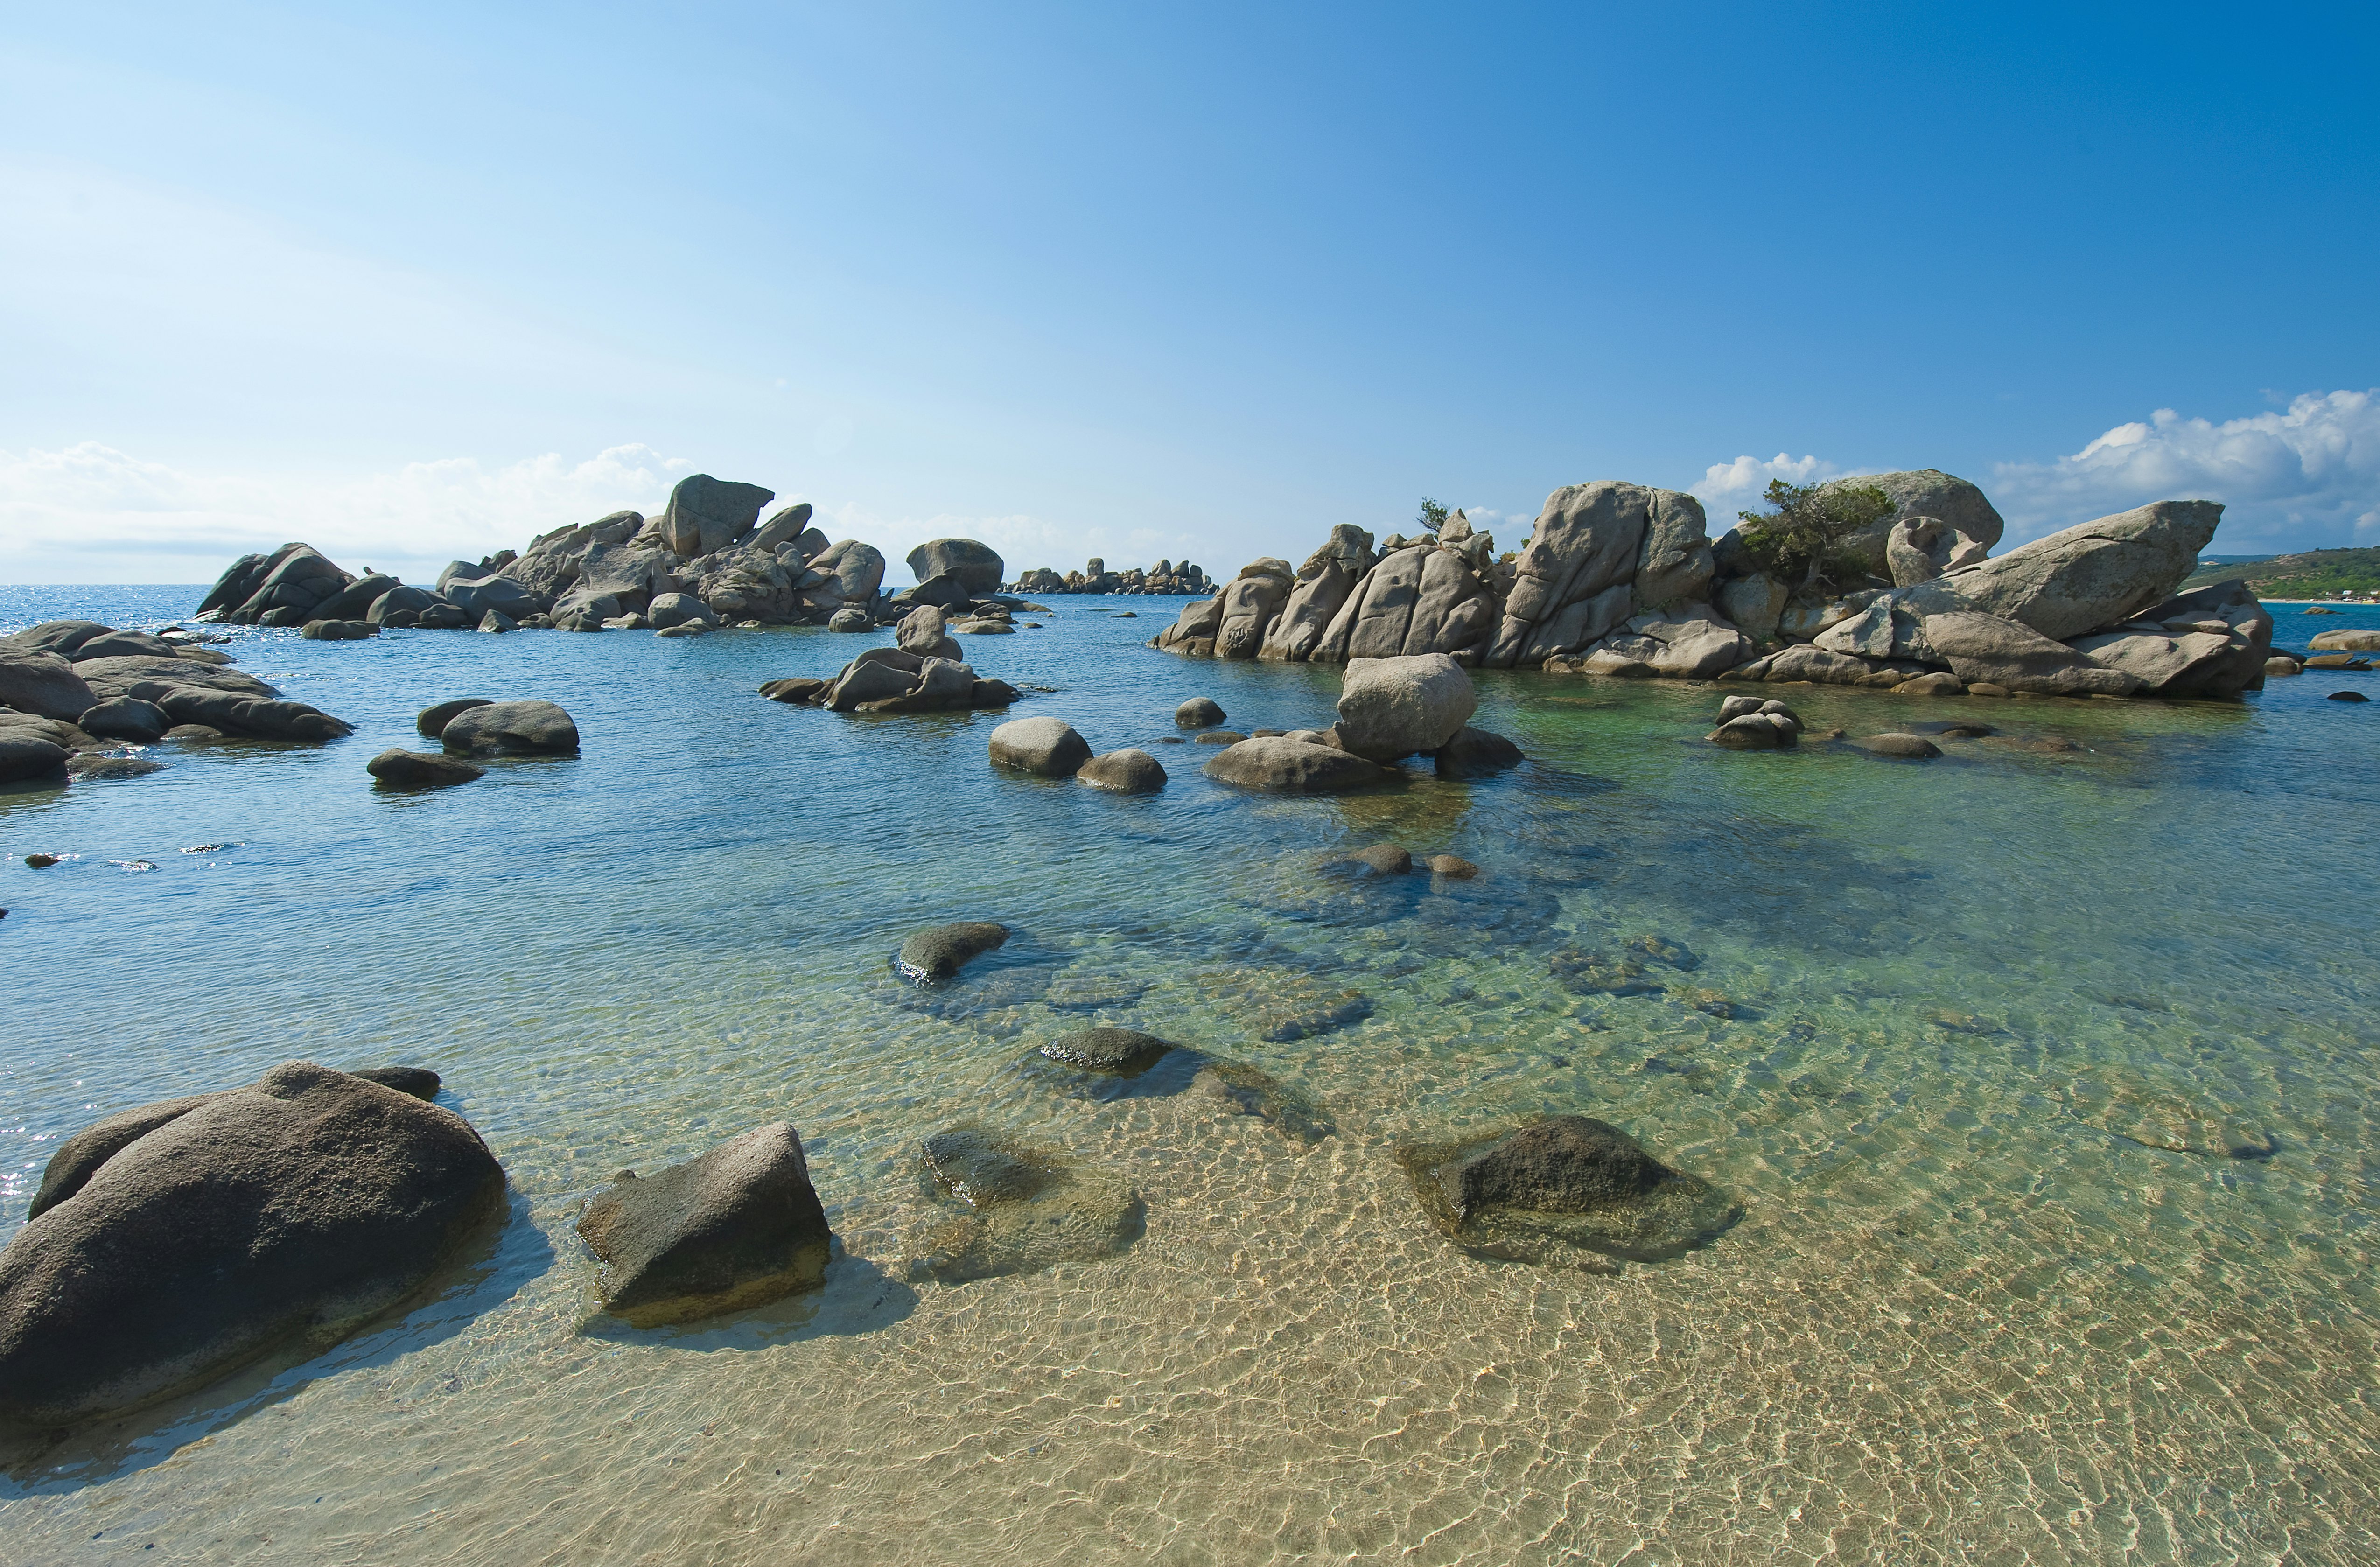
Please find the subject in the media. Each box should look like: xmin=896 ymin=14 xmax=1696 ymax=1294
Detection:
xmin=2 ymin=2 xmax=2374 ymax=584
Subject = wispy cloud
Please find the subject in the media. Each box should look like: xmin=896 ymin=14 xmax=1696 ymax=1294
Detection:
xmin=1991 ymin=391 xmax=2380 ymax=548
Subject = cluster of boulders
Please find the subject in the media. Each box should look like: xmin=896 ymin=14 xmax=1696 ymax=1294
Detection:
xmin=1153 ymin=478 xmax=2276 ymax=701
xmin=194 ymin=475 xmax=907 ymax=636
xmin=1009 ymin=557 xmax=1213 ymax=596
xmin=1199 ymin=654 xmax=1523 ymax=793
xmin=0 ymin=620 xmax=353 ymax=783
xmin=760 ymin=606 xmax=1024 ymax=713
xmin=368 ymin=698 xmax=581 ymax=790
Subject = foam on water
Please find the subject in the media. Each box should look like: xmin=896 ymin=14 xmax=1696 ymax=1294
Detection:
xmin=3 ymin=589 xmax=2377 ymax=1563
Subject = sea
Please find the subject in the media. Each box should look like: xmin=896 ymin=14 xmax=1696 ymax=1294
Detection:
xmin=3 ymin=585 xmax=2378 ymax=1565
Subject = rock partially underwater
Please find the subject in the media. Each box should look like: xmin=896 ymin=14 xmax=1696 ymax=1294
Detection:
xmin=909 ymin=1128 xmax=1144 ymax=1283
xmin=1398 ymin=1115 xmax=1738 ymax=1267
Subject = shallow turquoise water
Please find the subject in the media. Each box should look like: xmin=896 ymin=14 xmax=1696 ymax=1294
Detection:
xmin=2 ymin=588 xmax=2378 ymax=1565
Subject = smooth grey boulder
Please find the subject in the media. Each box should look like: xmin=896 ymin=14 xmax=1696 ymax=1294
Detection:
xmin=905 ymin=539 xmax=1006 ymax=596
xmin=195 ymin=544 xmax=309 ymax=622
xmin=0 ymin=648 xmax=99 ymax=721
xmin=656 ymin=474 xmax=774 ymax=558
xmin=143 ymin=686 xmax=354 ymax=742
xmin=750 ymin=502 xmax=817 ymax=555
xmin=68 ymin=630 xmax=185 ymax=661
xmin=440 ymin=700 xmax=580 ymax=756
xmin=308 ymin=574 xmax=401 ymax=623
xmin=1818 ymin=469 xmax=2006 ymax=577
xmin=1717 ymin=573 xmax=1791 ymax=642
xmin=1855 ymin=732 xmax=1943 ymax=759
xmin=1309 ymin=542 xmax=1498 ymax=663
xmin=1175 ymin=697 xmax=1225 ymax=728
xmin=896 ymin=604 xmax=963 ymax=660
xmin=1335 ymin=653 xmax=1477 ymax=761
xmin=1039 ymin=1028 xmax=1174 ymax=1076
xmin=988 ymin=716 xmax=1092 ymax=777
xmin=299 ymin=619 xmax=375 ymax=641
xmin=2309 ymin=629 xmax=2380 ymax=652
xmin=0 ymin=1062 xmax=504 ymax=1427
xmin=809 ymin=539 xmax=888 ymax=603
xmin=416 ymin=697 xmax=493 ymax=739
xmin=77 ymin=697 xmax=169 ymax=743
xmin=1077 ymin=748 xmax=1167 ymax=793
xmin=646 ymin=592 xmax=717 ymax=631
xmin=910 ymin=1128 xmax=1143 ymax=1284
xmin=26 ymin=1094 xmax=219 ymax=1221
xmin=1591 ymin=607 xmax=1755 ymax=679
xmin=1923 ymin=612 xmax=2138 ymax=696
xmin=575 ymin=1122 xmax=833 ymax=1327
xmin=4 ymin=620 xmax=115 ymax=657
xmin=1152 ymin=593 xmax=1225 ymax=656
xmin=444 ymin=573 xmax=546 ymax=623
xmin=827 ymin=607 xmax=872 ymax=632
xmin=1203 ymin=736 xmax=1390 ymax=793
xmin=0 ymin=735 xmax=70 ymax=783
xmin=478 ymin=611 xmax=517 ymax=634
xmin=1213 ymin=558 xmax=1297 ymax=659
xmin=1903 ymin=500 xmax=2223 ymax=641
xmin=367 ymin=749 xmax=487 ymax=789
xmin=1432 ymin=725 xmax=1523 ymax=778
xmin=1259 ymin=525 xmax=1376 ymax=661
xmin=367 ymin=585 xmax=441 ymax=627
xmin=898 ymin=921 xmax=1010 ymax=983
xmin=1399 ymin=1114 xmax=1738 ymax=1266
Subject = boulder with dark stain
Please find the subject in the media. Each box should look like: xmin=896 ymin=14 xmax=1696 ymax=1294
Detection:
xmin=1038 ymin=1027 xmax=1173 ymax=1077
xmin=1399 ymin=1114 xmax=1739 ymax=1266
xmin=910 ymin=1128 xmax=1143 ymax=1283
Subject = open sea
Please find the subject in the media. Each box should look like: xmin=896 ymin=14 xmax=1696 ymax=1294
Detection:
xmin=3 ymin=585 xmax=2378 ymax=1566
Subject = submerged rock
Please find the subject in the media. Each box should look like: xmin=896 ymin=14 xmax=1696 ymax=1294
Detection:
xmin=0 ymin=1063 xmax=504 ymax=1426
xmin=576 ymin=1122 xmax=833 ymax=1327
xmin=1432 ymin=725 xmax=1523 ymax=778
xmin=1038 ymin=1027 xmax=1174 ymax=1076
xmin=898 ymin=921 xmax=1010 ymax=983
xmin=1203 ymin=736 xmax=1390 ymax=794
xmin=1854 ymin=732 xmax=1943 ymax=759
xmin=1188 ymin=1061 xmax=1334 ymax=1145
xmin=1548 ymin=948 xmax=1663 ymax=996
xmin=1399 ymin=1115 xmax=1739 ymax=1266
xmin=910 ymin=1127 xmax=1143 ymax=1283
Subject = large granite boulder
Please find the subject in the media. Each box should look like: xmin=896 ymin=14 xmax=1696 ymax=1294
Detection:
xmin=2066 ymin=579 xmax=2273 ymax=698
xmin=906 ymin=539 xmax=1006 ymax=596
xmin=1586 ymin=607 xmax=1754 ymax=679
xmin=444 ymin=572 xmax=547 ymax=622
xmin=1632 ymin=491 xmax=1715 ymax=606
xmin=0 ymin=734 xmax=70 ymax=783
xmin=1312 ymin=541 xmax=1499 ymax=663
xmin=1883 ymin=517 xmax=1991 ymax=587
xmin=645 ymin=592 xmax=716 ymax=631
xmin=2310 ymin=628 xmax=2380 ymax=653
xmin=1398 ymin=1114 xmax=1738 ymax=1266
xmin=575 ymin=1123 xmax=833 ymax=1327
xmin=988 ymin=716 xmax=1092 ymax=777
xmin=1817 ymin=469 xmax=2006 ymax=577
xmin=1922 ymin=612 xmax=2138 ymax=696
xmin=1484 ymin=482 xmax=1700 ymax=667
xmin=1203 ymin=736 xmax=1389 ymax=793
xmin=560 ymin=541 xmax=677 ymax=619
xmin=1716 ymin=573 xmax=1791 ymax=642
xmin=897 ymin=604 xmax=963 ymax=659
xmin=750 ymin=503 xmax=817 ymax=555
xmin=656 ymin=474 xmax=774 ymax=558
xmin=304 ymin=574 xmax=402 ymax=623
xmin=126 ymin=685 xmax=354 ymax=742
xmin=196 ymin=545 xmax=301 ymax=621
xmin=1213 ymin=558 xmax=1297 ymax=659
xmin=1154 ymin=593 xmax=1226 ymax=656
xmin=0 ymin=648 xmax=98 ymax=721
xmin=808 ymin=540 xmax=888 ymax=605
xmin=498 ymin=511 xmax=644 ymax=598
xmin=231 ymin=545 xmax=350 ymax=625
xmin=0 ymin=1062 xmax=504 ymax=1426
xmin=1335 ymin=654 xmax=1477 ymax=761
xmin=439 ymin=700 xmax=581 ymax=755
xmin=811 ymin=648 xmax=1013 ymax=713
xmin=78 ymin=697 xmax=170 ymax=743
xmin=1077 ymin=748 xmax=1167 ymax=793
xmin=1259 ymin=525 xmax=1376 ymax=661
xmin=1901 ymin=500 xmax=2222 ymax=641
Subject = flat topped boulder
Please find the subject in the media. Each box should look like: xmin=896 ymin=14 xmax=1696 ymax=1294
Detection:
xmin=575 ymin=1123 xmax=833 ymax=1327
xmin=416 ymin=697 xmax=493 ymax=739
xmin=898 ymin=921 xmax=1010 ymax=983
xmin=368 ymin=749 xmax=487 ymax=789
xmin=440 ymin=700 xmax=580 ymax=756
xmin=988 ymin=716 xmax=1092 ymax=777
xmin=1398 ymin=1114 xmax=1739 ymax=1266
xmin=0 ymin=1062 xmax=504 ymax=1427
xmin=1038 ymin=1027 xmax=1174 ymax=1077
xmin=907 ymin=539 xmax=1006 ymax=596
xmin=1077 ymin=747 xmax=1166 ymax=793
xmin=1203 ymin=736 xmax=1389 ymax=794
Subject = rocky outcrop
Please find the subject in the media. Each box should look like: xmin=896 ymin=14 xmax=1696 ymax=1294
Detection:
xmin=0 ymin=1062 xmax=504 ymax=1426
xmin=2066 ymin=580 xmax=2274 ymax=698
xmin=1311 ymin=539 xmax=1500 ymax=662
xmin=1922 ymin=613 xmax=2139 ymax=696
xmin=440 ymin=700 xmax=581 ymax=755
xmin=1486 ymin=483 xmax=1707 ymax=667
xmin=1260 ymin=526 xmax=1377 ymax=661
xmin=1900 ymin=500 xmax=2221 ymax=640
xmin=1334 ymin=654 xmax=1477 ymax=761
xmin=897 ymin=605 xmax=963 ymax=660
xmin=575 ymin=1122 xmax=833 ymax=1327
xmin=1398 ymin=1114 xmax=1738 ymax=1266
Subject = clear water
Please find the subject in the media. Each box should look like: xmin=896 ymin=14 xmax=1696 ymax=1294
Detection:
xmin=3 ymin=588 xmax=2377 ymax=1565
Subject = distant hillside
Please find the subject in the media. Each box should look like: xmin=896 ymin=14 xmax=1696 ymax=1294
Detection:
xmin=2179 ymin=546 xmax=2380 ymax=599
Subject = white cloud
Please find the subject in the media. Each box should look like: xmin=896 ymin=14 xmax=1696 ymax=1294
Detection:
xmin=1992 ymin=391 xmax=2380 ymax=549
xmin=1689 ymin=453 xmax=1855 ymax=518
xmin=0 ymin=442 xmax=687 ymax=583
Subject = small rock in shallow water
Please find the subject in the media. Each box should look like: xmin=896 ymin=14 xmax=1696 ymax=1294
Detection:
xmin=441 ymin=700 xmax=578 ymax=755
xmin=1189 ymin=1061 xmax=1333 ymax=1145
xmin=577 ymin=1122 xmax=833 ymax=1327
xmin=348 ymin=1066 xmax=441 ymax=1100
xmin=2330 ymin=690 xmax=2369 ymax=703
xmin=1076 ymin=748 xmax=1166 ymax=793
xmin=25 ymin=853 xmax=59 ymax=868
xmin=898 ymin=921 xmax=1010 ymax=983
xmin=987 ymin=716 xmax=1092 ymax=777
xmin=911 ymin=1127 xmax=1144 ymax=1283
xmin=368 ymin=749 xmax=486 ymax=790
xmin=1548 ymin=948 xmax=1663 ymax=996
xmin=1856 ymin=732 xmax=1942 ymax=759
xmin=1344 ymin=842 xmax=1412 ymax=875
xmin=1426 ymin=854 xmax=1479 ymax=879
xmin=1625 ymin=934 xmax=1699 ymax=970
xmin=66 ymin=754 xmax=163 ymax=781
xmin=1037 ymin=1027 xmax=1174 ymax=1076
xmin=1398 ymin=1115 xmax=1740 ymax=1266
xmin=1175 ymin=697 xmax=1226 ymax=728
xmin=1673 ymin=986 xmax=1735 ymax=1018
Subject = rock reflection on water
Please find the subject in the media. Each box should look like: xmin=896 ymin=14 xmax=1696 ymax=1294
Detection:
xmin=2 ymin=589 xmax=2378 ymax=1562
